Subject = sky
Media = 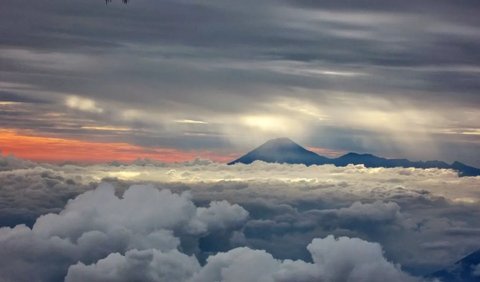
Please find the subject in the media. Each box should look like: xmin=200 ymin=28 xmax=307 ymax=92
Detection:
xmin=1 ymin=0 xmax=480 ymax=165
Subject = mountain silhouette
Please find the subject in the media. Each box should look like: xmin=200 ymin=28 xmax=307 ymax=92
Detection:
xmin=228 ymin=138 xmax=330 ymax=166
xmin=229 ymin=138 xmax=480 ymax=177
xmin=428 ymin=249 xmax=480 ymax=281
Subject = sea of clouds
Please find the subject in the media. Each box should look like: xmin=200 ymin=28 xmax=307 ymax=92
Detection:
xmin=1 ymin=155 xmax=480 ymax=281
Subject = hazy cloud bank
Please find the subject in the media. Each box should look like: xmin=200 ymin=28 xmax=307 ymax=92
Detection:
xmin=1 ymin=183 xmax=419 ymax=282
xmin=1 ymin=155 xmax=480 ymax=277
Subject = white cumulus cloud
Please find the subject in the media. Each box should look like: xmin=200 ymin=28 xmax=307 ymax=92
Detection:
xmin=192 ymin=235 xmax=418 ymax=282
xmin=0 ymin=184 xmax=248 ymax=282
xmin=2 ymin=155 xmax=480 ymax=277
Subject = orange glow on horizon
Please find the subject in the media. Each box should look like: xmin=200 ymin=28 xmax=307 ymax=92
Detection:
xmin=0 ymin=130 xmax=234 ymax=163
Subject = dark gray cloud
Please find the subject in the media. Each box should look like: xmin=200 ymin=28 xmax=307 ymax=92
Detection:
xmin=1 ymin=0 xmax=480 ymax=164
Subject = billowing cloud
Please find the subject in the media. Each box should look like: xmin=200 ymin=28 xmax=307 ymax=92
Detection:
xmin=65 ymin=235 xmax=418 ymax=282
xmin=1 ymin=155 xmax=480 ymax=277
xmin=0 ymin=183 xmax=248 ymax=282
xmin=66 ymin=249 xmax=201 ymax=282
xmin=0 ymin=179 xmax=420 ymax=282
xmin=193 ymin=236 xmax=417 ymax=282
xmin=0 ymin=163 xmax=95 ymax=227
xmin=0 ymin=153 xmax=35 ymax=171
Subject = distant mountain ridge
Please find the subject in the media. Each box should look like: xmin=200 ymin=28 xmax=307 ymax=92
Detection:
xmin=228 ymin=138 xmax=480 ymax=177
xmin=228 ymin=138 xmax=330 ymax=166
xmin=427 ymin=249 xmax=480 ymax=281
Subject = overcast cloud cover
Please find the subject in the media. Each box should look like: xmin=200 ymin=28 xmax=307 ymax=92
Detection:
xmin=1 ymin=0 xmax=480 ymax=164
xmin=1 ymin=154 xmax=480 ymax=280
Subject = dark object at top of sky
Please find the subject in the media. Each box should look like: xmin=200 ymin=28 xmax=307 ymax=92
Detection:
xmin=229 ymin=137 xmax=480 ymax=177
xmin=428 ymin=249 xmax=480 ymax=281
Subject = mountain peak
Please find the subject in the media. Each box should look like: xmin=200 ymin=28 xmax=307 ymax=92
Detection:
xmin=264 ymin=137 xmax=296 ymax=144
xmin=341 ymin=152 xmax=375 ymax=158
xmin=228 ymin=138 xmax=330 ymax=165
xmin=428 ymin=249 xmax=480 ymax=281
xmin=451 ymin=161 xmax=480 ymax=176
xmin=228 ymin=138 xmax=480 ymax=177
xmin=258 ymin=137 xmax=303 ymax=150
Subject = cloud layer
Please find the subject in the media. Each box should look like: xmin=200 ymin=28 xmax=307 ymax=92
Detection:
xmin=0 ymin=182 xmax=418 ymax=282
xmin=1 ymin=0 xmax=480 ymax=164
xmin=191 ymin=235 xmax=416 ymax=282
xmin=1 ymin=155 xmax=480 ymax=279
xmin=0 ymin=183 xmax=248 ymax=282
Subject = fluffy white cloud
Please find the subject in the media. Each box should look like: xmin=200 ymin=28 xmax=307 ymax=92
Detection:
xmin=65 ymin=235 xmax=418 ymax=282
xmin=66 ymin=249 xmax=201 ymax=282
xmin=2 ymin=156 xmax=480 ymax=276
xmin=33 ymin=184 xmax=247 ymax=239
xmin=0 ymin=184 xmax=248 ymax=282
xmin=0 ymin=180 xmax=421 ymax=282
xmin=58 ymin=160 xmax=477 ymax=205
xmin=193 ymin=235 xmax=417 ymax=282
